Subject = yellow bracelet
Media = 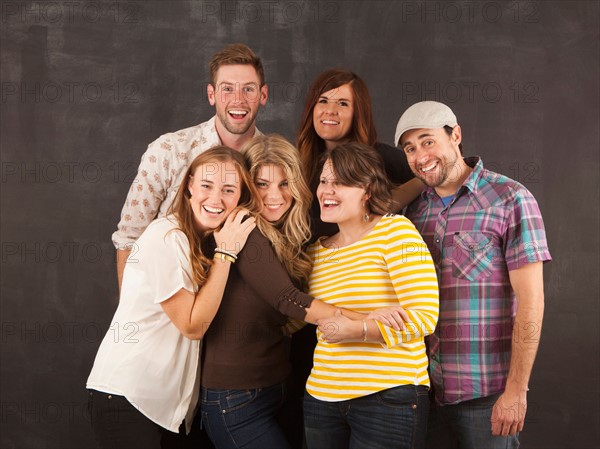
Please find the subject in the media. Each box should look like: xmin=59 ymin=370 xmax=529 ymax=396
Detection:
xmin=213 ymin=252 xmax=236 ymax=263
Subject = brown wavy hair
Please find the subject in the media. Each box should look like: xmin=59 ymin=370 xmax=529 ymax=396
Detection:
xmin=209 ymin=43 xmax=265 ymax=86
xmin=322 ymin=142 xmax=392 ymax=216
xmin=297 ymin=69 xmax=377 ymax=188
xmin=168 ymin=146 xmax=263 ymax=291
xmin=241 ymin=134 xmax=313 ymax=285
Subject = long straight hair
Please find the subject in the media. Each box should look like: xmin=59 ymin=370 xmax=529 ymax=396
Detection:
xmin=168 ymin=146 xmax=262 ymax=290
xmin=297 ymin=69 xmax=378 ymax=188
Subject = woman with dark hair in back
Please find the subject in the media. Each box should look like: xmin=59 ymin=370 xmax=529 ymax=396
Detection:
xmin=297 ymin=69 xmax=424 ymax=239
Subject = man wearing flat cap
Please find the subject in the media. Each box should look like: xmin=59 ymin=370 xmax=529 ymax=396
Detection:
xmin=395 ymin=101 xmax=551 ymax=449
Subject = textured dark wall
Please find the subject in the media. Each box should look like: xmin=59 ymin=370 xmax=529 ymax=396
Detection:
xmin=1 ymin=1 xmax=598 ymax=448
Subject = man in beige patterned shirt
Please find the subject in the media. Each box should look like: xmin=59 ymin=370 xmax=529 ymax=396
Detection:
xmin=113 ymin=43 xmax=268 ymax=289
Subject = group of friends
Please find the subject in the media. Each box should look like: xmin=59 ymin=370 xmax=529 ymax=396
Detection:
xmin=86 ymin=43 xmax=552 ymax=449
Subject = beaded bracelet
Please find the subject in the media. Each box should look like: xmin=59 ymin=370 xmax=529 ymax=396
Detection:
xmin=214 ymin=252 xmax=236 ymax=264
xmin=214 ymin=248 xmax=238 ymax=260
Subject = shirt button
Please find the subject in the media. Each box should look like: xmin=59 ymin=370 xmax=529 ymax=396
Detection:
xmin=435 ymin=239 xmax=440 ymax=243
xmin=107 ymin=395 xmax=112 ymax=399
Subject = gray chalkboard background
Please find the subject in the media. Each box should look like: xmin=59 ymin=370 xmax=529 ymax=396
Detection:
xmin=1 ymin=1 xmax=598 ymax=448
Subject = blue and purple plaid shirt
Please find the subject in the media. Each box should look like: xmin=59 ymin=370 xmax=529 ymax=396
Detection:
xmin=406 ymin=157 xmax=551 ymax=405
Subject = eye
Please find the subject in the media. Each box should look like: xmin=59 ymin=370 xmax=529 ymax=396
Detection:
xmin=317 ymin=98 xmax=328 ymax=104
xmin=319 ymin=178 xmax=327 ymax=184
xmin=256 ymin=181 xmax=269 ymax=188
xmin=200 ymin=183 xmax=211 ymax=189
xmin=280 ymin=181 xmax=289 ymax=188
xmin=223 ymin=187 xmax=236 ymax=194
xmin=221 ymin=86 xmax=233 ymax=92
xmin=404 ymin=146 xmax=414 ymax=154
xmin=243 ymin=86 xmax=256 ymax=93
xmin=338 ymin=101 xmax=350 ymax=107
xmin=424 ymin=139 xmax=434 ymax=147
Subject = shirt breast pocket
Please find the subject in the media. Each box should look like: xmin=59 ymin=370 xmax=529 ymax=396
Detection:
xmin=451 ymin=232 xmax=494 ymax=281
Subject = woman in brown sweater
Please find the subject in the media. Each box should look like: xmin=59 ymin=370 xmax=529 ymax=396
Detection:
xmin=199 ymin=135 xmax=404 ymax=449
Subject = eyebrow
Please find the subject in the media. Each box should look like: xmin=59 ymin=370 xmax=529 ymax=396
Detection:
xmin=319 ymin=95 xmax=351 ymax=102
xmin=200 ymin=179 xmax=238 ymax=189
xmin=402 ymin=132 xmax=435 ymax=148
xmin=219 ymin=81 xmax=258 ymax=87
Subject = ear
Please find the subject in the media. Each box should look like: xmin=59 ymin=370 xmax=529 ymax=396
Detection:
xmin=188 ymin=175 xmax=194 ymax=196
xmin=207 ymin=84 xmax=216 ymax=106
xmin=259 ymin=84 xmax=268 ymax=106
xmin=451 ymin=125 xmax=462 ymax=146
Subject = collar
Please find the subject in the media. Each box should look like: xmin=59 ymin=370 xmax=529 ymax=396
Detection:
xmin=420 ymin=156 xmax=484 ymax=201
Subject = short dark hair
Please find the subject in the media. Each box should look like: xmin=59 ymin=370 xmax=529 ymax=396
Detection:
xmin=443 ymin=126 xmax=463 ymax=154
xmin=321 ymin=142 xmax=392 ymax=216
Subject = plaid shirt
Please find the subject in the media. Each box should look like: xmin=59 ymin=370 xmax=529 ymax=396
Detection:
xmin=406 ymin=157 xmax=551 ymax=405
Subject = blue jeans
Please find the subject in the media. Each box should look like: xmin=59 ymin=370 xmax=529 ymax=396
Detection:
xmin=426 ymin=393 xmax=520 ymax=449
xmin=304 ymin=385 xmax=429 ymax=449
xmin=201 ymin=382 xmax=290 ymax=449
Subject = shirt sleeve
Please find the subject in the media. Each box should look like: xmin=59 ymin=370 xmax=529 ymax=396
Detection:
xmin=235 ymin=229 xmax=314 ymax=321
xmin=376 ymin=216 xmax=440 ymax=348
xmin=125 ymin=221 xmax=195 ymax=304
xmin=504 ymin=185 xmax=552 ymax=270
xmin=112 ymin=135 xmax=175 ymax=248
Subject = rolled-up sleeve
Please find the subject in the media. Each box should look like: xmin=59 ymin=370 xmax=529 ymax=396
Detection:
xmin=112 ymin=138 xmax=174 ymax=248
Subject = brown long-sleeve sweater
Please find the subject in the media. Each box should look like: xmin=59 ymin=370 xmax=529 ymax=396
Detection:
xmin=201 ymin=228 xmax=314 ymax=389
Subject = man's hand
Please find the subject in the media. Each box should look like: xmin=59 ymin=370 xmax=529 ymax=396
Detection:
xmin=491 ymin=389 xmax=527 ymax=436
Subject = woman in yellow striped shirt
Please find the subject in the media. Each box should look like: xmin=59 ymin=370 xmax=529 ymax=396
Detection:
xmin=304 ymin=142 xmax=439 ymax=449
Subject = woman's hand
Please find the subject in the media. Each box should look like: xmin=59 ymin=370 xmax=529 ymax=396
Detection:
xmin=367 ymin=306 xmax=409 ymax=331
xmin=317 ymin=310 xmax=362 ymax=343
xmin=213 ymin=209 xmax=256 ymax=255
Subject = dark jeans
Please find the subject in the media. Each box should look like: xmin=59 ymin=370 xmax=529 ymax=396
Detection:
xmin=201 ymin=382 xmax=290 ymax=449
xmin=426 ymin=393 xmax=520 ymax=449
xmin=304 ymin=385 xmax=430 ymax=449
xmin=88 ymin=389 xmax=163 ymax=449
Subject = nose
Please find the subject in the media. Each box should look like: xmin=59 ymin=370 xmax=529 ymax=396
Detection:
xmin=266 ymin=185 xmax=282 ymax=201
xmin=325 ymin=101 xmax=338 ymax=114
xmin=321 ymin=181 xmax=335 ymax=194
xmin=208 ymin=188 xmax=223 ymax=203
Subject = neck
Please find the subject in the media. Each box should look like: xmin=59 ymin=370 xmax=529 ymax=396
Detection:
xmin=332 ymin=215 xmax=381 ymax=247
xmin=324 ymin=137 xmax=348 ymax=151
xmin=215 ymin=121 xmax=255 ymax=151
xmin=434 ymin=158 xmax=472 ymax=197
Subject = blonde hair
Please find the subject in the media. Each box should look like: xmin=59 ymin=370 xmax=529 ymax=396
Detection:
xmin=241 ymin=134 xmax=313 ymax=285
xmin=169 ymin=146 xmax=263 ymax=290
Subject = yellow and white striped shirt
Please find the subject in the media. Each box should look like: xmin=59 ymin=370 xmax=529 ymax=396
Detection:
xmin=306 ymin=215 xmax=439 ymax=401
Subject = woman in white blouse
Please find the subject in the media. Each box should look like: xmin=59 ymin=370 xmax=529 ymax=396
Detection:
xmin=86 ymin=146 xmax=259 ymax=449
